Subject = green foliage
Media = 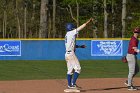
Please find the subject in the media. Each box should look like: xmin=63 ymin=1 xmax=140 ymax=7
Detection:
xmin=0 ymin=0 xmax=139 ymax=38
xmin=62 ymin=0 xmax=92 ymax=5
xmin=125 ymin=13 xmax=140 ymax=38
xmin=130 ymin=13 xmax=140 ymax=27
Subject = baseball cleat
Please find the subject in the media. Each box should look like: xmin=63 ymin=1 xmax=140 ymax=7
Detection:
xmin=72 ymin=84 xmax=82 ymax=89
xmin=68 ymin=85 xmax=77 ymax=89
xmin=128 ymin=86 xmax=138 ymax=91
xmin=68 ymin=84 xmax=82 ymax=89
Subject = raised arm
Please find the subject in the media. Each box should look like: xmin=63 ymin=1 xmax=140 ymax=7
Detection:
xmin=76 ymin=18 xmax=93 ymax=31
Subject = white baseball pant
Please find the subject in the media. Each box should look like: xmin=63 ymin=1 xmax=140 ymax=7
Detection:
xmin=126 ymin=54 xmax=139 ymax=86
xmin=65 ymin=51 xmax=81 ymax=75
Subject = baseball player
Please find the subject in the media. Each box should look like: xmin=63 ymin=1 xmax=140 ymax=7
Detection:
xmin=64 ymin=18 xmax=93 ymax=90
xmin=125 ymin=27 xmax=140 ymax=90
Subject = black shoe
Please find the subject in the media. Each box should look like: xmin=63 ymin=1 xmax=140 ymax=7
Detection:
xmin=128 ymin=86 xmax=138 ymax=90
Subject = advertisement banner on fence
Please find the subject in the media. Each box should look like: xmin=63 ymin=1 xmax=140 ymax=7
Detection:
xmin=91 ymin=40 xmax=123 ymax=56
xmin=0 ymin=40 xmax=21 ymax=56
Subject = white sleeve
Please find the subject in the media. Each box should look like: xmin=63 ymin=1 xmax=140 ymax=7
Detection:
xmin=72 ymin=29 xmax=79 ymax=35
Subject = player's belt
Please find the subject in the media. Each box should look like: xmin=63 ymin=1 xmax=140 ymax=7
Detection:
xmin=66 ymin=50 xmax=72 ymax=54
xmin=66 ymin=50 xmax=72 ymax=52
xmin=128 ymin=53 xmax=136 ymax=55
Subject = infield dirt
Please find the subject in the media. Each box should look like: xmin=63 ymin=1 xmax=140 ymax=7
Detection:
xmin=0 ymin=78 xmax=140 ymax=93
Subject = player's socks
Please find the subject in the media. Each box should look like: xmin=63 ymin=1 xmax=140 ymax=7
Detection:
xmin=72 ymin=72 xmax=79 ymax=85
xmin=67 ymin=74 xmax=72 ymax=86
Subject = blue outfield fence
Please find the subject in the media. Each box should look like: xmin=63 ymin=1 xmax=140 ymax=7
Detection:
xmin=0 ymin=38 xmax=138 ymax=60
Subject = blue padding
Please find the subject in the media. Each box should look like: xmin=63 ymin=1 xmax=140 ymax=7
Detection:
xmin=0 ymin=39 xmax=139 ymax=60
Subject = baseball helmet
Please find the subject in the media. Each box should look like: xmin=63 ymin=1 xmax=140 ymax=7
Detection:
xmin=65 ymin=23 xmax=76 ymax=31
xmin=133 ymin=27 xmax=140 ymax=33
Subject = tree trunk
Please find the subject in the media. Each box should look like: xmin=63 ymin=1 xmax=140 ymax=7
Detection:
xmin=24 ymin=4 xmax=27 ymax=38
xmin=76 ymin=0 xmax=79 ymax=27
xmin=122 ymin=0 xmax=126 ymax=38
xmin=15 ymin=0 xmax=21 ymax=38
xmin=68 ymin=5 xmax=77 ymax=23
xmin=32 ymin=0 xmax=35 ymax=37
xmin=48 ymin=12 xmax=52 ymax=38
xmin=5 ymin=11 xmax=7 ymax=38
xmin=3 ymin=11 xmax=5 ymax=38
xmin=52 ymin=0 xmax=56 ymax=38
xmin=104 ymin=0 xmax=108 ymax=38
xmin=17 ymin=16 xmax=21 ymax=38
xmin=39 ymin=0 xmax=48 ymax=38
xmin=112 ymin=0 xmax=115 ymax=37
xmin=2 ymin=10 xmax=7 ymax=38
xmin=76 ymin=0 xmax=79 ymax=37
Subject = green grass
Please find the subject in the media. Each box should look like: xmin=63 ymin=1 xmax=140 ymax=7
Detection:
xmin=0 ymin=60 xmax=139 ymax=80
xmin=81 ymin=60 xmax=129 ymax=78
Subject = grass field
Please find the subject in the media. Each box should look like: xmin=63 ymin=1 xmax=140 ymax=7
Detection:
xmin=0 ymin=60 xmax=140 ymax=80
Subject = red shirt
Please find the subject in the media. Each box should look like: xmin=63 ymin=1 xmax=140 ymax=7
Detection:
xmin=128 ymin=36 xmax=139 ymax=55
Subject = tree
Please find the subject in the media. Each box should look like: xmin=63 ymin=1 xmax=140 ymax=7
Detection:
xmin=104 ymin=0 xmax=108 ymax=38
xmin=52 ymin=0 xmax=56 ymax=38
xmin=39 ymin=0 xmax=48 ymax=38
xmin=24 ymin=0 xmax=27 ymax=38
xmin=0 ymin=0 xmax=139 ymax=38
xmin=64 ymin=0 xmax=80 ymax=26
xmin=122 ymin=0 xmax=126 ymax=38
xmin=14 ymin=0 xmax=22 ymax=38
